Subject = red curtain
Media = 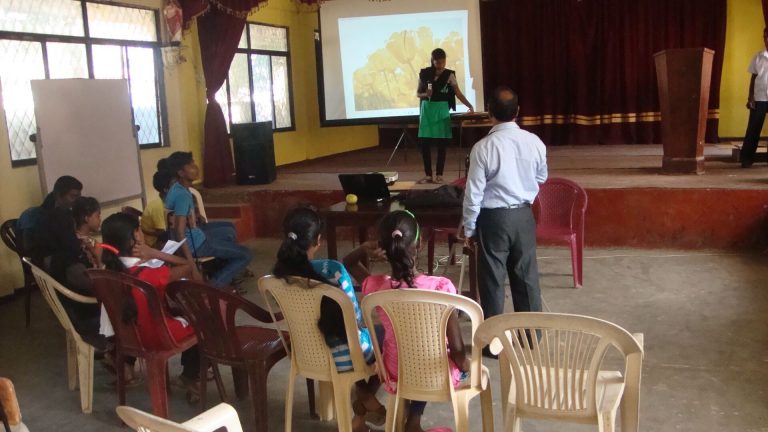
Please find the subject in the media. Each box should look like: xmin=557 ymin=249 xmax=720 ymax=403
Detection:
xmin=480 ymin=0 xmax=726 ymax=145
xmin=179 ymin=1 xmax=266 ymax=187
xmin=764 ymin=0 xmax=768 ymax=28
xmin=197 ymin=9 xmax=246 ymax=187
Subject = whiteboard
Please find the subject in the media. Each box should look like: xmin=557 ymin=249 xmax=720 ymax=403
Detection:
xmin=31 ymin=79 xmax=144 ymax=206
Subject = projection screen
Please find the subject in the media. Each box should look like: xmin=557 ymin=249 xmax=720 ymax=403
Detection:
xmin=319 ymin=0 xmax=484 ymax=125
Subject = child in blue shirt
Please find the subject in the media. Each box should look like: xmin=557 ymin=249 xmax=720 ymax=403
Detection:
xmin=161 ymin=152 xmax=252 ymax=289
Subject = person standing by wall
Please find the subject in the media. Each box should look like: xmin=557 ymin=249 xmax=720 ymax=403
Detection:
xmin=740 ymin=28 xmax=768 ymax=168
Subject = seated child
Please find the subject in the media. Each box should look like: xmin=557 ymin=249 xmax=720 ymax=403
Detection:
xmin=100 ymin=212 xmax=202 ymax=395
xmin=349 ymin=210 xmax=470 ymax=432
xmin=141 ymin=169 xmax=174 ymax=248
xmin=72 ymin=196 xmax=102 ymax=269
xmin=160 ymin=152 xmax=252 ymax=290
xmin=273 ymin=206 xmax=386 ymax=432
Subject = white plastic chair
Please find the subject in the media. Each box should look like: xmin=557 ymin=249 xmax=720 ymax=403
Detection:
xmin=474 ymin=312 xmax=643 ymax=432
xmin=116 ymin=403 xmax=243 ymax=432
xmin=23 ymin=257 xmax=97 ymax=414
xmin=361 ymin=289 xmax=493 ymax=432
xmin=258 ymin=275 xmax=378 ymax=432
xmin=0 ymin=377 xmax=30 ymax=432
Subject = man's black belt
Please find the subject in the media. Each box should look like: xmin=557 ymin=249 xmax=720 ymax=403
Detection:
xmin=485 ymin=203 xmax=531 ymax=210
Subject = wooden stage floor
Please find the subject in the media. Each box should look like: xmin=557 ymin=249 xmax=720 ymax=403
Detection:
xmin=204 ymin=144 xmax=768 ymax=199
xmin=201 ymin=144 xmax=768 ymax=250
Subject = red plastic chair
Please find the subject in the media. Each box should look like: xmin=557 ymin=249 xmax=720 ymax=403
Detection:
xmin=166 ymin=279 xmax=316 ymax=430
xmin=533 ymin=178 xmax=588 ymax=288
xmin=1 ymin=219 xmax=36 ymax=328
xmin=86 ymin=269 xmax=198 ymax=419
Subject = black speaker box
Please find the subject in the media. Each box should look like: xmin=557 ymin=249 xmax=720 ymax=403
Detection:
xmin=231 ymin=122 xmax=276 ymax=185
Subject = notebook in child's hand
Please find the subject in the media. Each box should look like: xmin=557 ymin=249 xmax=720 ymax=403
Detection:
xmin=141 ymin=238 xmax=186 ymax=268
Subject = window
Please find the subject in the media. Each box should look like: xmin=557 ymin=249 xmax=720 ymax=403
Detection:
xmin=0 ymin=0 xmax=166 ymax=166
xmin=216 ymin=23 xmax=294 ymax=132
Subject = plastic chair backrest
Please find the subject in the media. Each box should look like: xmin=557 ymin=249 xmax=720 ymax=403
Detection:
xmin=474 ymin=312 xmax=643 ymax=419
xmin=533 ymin=178 xmax=587 ymax=231
xmin=0 ymin=219 xmax=20 ymax=257
xmin=258 ymin=275 xmax=368 ymax=380
xmin=117 ymin=403 xmax=244 ymax=432
xmin=23 ymin=258 xmax=97 ymax=333
xmin=86 ymin=269 xmax=180 ymax=352
xmin=361 ymin=289 xmax=483 ymax=402
xmin=167 ymin=279 xmax=276 ymax=363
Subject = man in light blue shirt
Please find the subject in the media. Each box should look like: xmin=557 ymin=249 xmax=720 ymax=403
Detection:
xmin=462 ymin=86 xmax=547 ymax=324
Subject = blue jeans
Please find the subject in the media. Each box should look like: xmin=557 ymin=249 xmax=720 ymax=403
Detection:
xmin=203 ymin=221 xmax=237 ymax=243
xmin=195 ymin=237 xmax=252 ymax=289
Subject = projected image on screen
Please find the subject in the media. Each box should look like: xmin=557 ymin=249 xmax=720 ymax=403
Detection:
xmin=338 ymin=11 xmax=473 ymax=119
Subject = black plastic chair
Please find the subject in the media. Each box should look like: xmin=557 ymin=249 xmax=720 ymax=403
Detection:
xmin=1 ymin=219 xmax=36 ymax=328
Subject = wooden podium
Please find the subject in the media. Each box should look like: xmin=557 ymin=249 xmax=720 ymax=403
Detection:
xmin=654 ymin=48 xmax=714 ymax=174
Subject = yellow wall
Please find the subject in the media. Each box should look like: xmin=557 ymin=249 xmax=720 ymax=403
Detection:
xmin=248 ymin=0 xmax=378 ymax=165
xmin=719 ymin=0 xmax=767 ymax=138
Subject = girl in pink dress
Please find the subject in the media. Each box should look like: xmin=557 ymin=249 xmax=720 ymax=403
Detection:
xmin=349 ymin=210 xmax=470 ymax=432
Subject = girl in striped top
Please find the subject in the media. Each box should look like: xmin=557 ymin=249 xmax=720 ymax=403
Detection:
xmin=273 ymin=206 xmax=386 ymax=431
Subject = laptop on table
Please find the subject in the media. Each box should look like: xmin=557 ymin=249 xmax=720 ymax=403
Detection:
xmin=338 ymin=173 xmax=391 ymax=203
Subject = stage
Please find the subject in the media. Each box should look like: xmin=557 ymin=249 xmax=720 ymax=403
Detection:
xmin=201 ymin=143 xmax=768 ymax=250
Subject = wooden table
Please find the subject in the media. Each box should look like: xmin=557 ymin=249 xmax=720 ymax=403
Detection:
xmin=320 ymin=200 xmax=479 ymax=301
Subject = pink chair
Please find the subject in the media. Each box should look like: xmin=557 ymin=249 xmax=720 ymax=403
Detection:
xmin=533 ymin=178 xmax=588 ymax=288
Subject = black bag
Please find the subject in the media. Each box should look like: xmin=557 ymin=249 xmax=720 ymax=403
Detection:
xmin=403 ymin=185 xmax=464 ymax=208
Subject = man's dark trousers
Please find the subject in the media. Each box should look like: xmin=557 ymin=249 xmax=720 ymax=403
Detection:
xmin=741 ymin=101 xmax=768 ymax=166
xmin=476 ymin=207 xmax=542 ymax=319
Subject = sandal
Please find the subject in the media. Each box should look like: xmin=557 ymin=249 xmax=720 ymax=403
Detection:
xmin=175 ymin=375 xmax=201 ymax=404
xmin=353 ymin=399 xmax=386 ymax=430
xmin=417 ymin=176 xmax=433 ymax=184
xmin=365 ymin=409 xmax=386 ymax=430
xmin=433 ymin=176 xmax=443 ymax=184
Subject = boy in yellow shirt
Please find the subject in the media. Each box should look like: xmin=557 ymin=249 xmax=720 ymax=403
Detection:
xmin=141 ymin=170 xmax=173 ymax=248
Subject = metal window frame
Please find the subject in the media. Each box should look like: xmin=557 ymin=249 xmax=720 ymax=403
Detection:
xmin=224 ymin=21 xmax=295 ymax=133
xmin=0 ymin=0 xmax=167 ymax=168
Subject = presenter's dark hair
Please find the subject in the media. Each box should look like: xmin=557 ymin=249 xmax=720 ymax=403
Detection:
xmin=489 ymin=86 xmax=519 ymax=122
xmin=273 ymin=206 xmax=328 ymax=285
xmin=431 ymin=48 xmax=447 ymax=65
xmin=378 ymin=210 xmax=418 ymax=288
xmin=72 ymin=197 xmax=100 ymax=227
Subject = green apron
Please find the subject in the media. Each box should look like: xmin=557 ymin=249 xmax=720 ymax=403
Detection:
xmin=418 ymin=100 xmax=452 ymax=139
